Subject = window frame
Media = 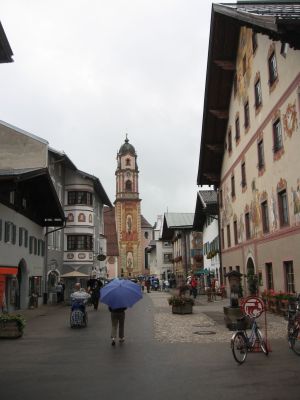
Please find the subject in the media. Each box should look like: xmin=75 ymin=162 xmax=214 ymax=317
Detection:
xmin=273 ymin=118 xmax=283 ymax=153
xmin=268 ymin=51 xmax=278 ymax=86
xmin=261 ymin=200 xmax=270 ymax=234
xmin=278 ymin=189 xmax=289 ymax=227
xmin=257 ymin=139 xmax=265 ymax=170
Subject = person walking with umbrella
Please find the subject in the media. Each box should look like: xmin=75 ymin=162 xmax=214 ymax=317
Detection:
xmin=100 ymin=278 xmax=142 ymax=346
xmin=109 ymin=306 xmax=127 ymax=345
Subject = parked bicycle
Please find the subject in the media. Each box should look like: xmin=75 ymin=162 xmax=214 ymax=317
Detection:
xmin=286 ymin=295 xmax=300 ymax=355
xmin=231 ymin=315 xmax=269 ymax=364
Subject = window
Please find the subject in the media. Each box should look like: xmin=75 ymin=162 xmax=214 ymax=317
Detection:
xmin=29 ymin=236 xmax=34 ymax=254
xmin=19 ymin=227 xmax=23 ymax=246
xmin=244 ymin=101 xmax=250 ymax=129
xmin=163 ymin=253 xmax=173 ymax=263
xmin=261 ymin=200 xmax=270 ymax=233
xmin=227 ymin=224 xmax=231 ymax=248
xmin=233 ymin=220 xmax=238 ymax=245
xmin=252 ymin=31 xmax=258 ymax=53
xmin=126 ymin=158 xmax=131 ymax=166
xmin=268 ymin=51 xmax=278 ymax=85
xmin=284 ymin=261 xmax=295 ymax=293
xmin=273 ymin=119 xmax=283 ymax=153
xmin=266 ymin=263 xmax=273 ymax=290
xmin=278 ymin=190 xmax=289 ymax=227
xmin=9 ymin=191 xmax=15 ymax=204
xmin=67 ymin=235 xmax=93 ymax=251
xmin=241 ymin=162 xmax=247 ymax=188
xmin=144 ymin=232 xmax=149 ymax=239
xmin=0 ymin=219 xmax=2 ymax=241
xmin=228 ymin=130 xmax=232 ymax=153
xmin=231 ymin=175 xmax=235 ymax=198
xmin=163 ymin=241 xmax=171 ymax=247
xmin=24 ymin=230 xmax=28 ymax=248
xmin=125 ymin=180 xmax=132 ymax=191
xmin=68 ymin=191 xmax=93 ymax=206
xmin=257 ymin=139 xmax=265 ymax=170
xmin=235 ymin=117 xmax=240 ymax=142
xmin=254 ymin=79 xmax=262 ymax=108
xmin=4 ymin=222 xmax=16 ymax=244
xmin=245 ymin=212 xmax=251 ymax=240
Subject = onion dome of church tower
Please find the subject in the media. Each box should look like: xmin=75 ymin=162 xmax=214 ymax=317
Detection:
xmin=118 ymin=135 xmax=136 ymax=156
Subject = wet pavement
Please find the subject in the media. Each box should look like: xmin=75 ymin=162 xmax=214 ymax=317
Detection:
xmin=0 ymin=291 xmax=299 ymax=400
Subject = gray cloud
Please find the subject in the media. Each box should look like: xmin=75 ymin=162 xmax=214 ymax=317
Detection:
xmin=0 ymin=0 xmax=223 ymax=224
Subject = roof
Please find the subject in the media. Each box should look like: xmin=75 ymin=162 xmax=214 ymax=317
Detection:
xmin=0 ymin=21 xmax=13 ymax=63
xmin=77 ymin=170 xmax=112 ymax=207
xmin=141 ymin=215 xmax=152 ymax=228
xmin=48 ymin=147 xmax=77 ymax=170
xmin=0 ymin=120 xmax=48 ymax=145
xmin=103 ymin=206 xmax=119 ymax=256
xmin=118 ymin=136 xmax=136 ymax=156
xmin=197 ymin=2 xmax=300 ymax=187
xmin=161 ymin=212 xmax=194 ymax=240
xmin=193 ymin=190 xmax=218 ymax=231
xmin=0 ymin=168 xmax=65 ymax=226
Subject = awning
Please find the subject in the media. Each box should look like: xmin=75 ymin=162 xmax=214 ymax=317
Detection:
xmin=0 ymin=266 xmax=18 ymax=275
xmin=194 ymin=268 xmax=209 ymax=276
xmin=60 ymin=271 xmax=89 ymax=278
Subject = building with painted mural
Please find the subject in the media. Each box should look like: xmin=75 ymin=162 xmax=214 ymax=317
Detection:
xmin=114 ymin=136 xmax=144 ymax=277
xmin=197 ymin=3 xmax=300 ymax=294
xmin=103 ymin=206 xmax=119 ymax=279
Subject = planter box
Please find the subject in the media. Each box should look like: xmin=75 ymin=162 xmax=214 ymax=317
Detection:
xmin=172 ymin=304 xmax=193 ymax=314
xmin=0 ymin=320 xmax=23 ymax=339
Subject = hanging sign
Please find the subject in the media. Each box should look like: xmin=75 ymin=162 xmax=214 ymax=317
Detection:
xmin=241 ymin=296 xmax=265 ymax=318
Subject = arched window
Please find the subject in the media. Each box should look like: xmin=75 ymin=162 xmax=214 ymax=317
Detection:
xmin=126 ymin=158 xmax=131 ymax=166
xmin=125 ymin=180 xmax=132 ymax=191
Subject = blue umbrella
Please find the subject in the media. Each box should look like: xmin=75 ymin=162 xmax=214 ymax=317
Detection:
xmin=100 ymin=279 xmax=142 ymax=309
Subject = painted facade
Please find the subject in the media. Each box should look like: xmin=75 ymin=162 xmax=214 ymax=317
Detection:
xmin=115 ymin=137 xmax=143 ymax=277
xmin=220 ymin=29 xmax=300 ymax=293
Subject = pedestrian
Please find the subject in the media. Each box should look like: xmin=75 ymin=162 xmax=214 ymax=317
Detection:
xmin=109 ymin=306 xmax=127 ymax=345
xmin=88 ymin=278 xmax=103 ymax=310
xmin=56 ymin=281 xmax=64 ymax=303
xmin=191 ymin=276 xmax=198 ymax=299
xmin=145 ymin=278 xmax=151 ymax=293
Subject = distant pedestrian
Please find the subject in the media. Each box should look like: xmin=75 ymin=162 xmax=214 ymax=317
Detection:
xmin=56 ymin=281 xmax=65 ymax=303
xmin=191 ymin=276 xmax=198 ymax=299
xmin=145 ymin=279 xmax=151 ymax=293
xmin=109 ymin=306 xmax=127 ymax=345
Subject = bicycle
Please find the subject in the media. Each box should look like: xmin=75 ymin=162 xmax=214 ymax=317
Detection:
xmin=231 ymin=315 xmax=269 ymax=364
xmin=286 ymin=296 xmax=300 ymax=355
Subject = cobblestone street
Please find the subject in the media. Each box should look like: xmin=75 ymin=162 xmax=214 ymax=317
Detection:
xmin=150 ymin=291 xmax=287 ymax=343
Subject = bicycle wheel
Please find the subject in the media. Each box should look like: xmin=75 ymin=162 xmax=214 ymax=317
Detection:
xmin=231 ymin=332 xmax=248 ymax=364
xmin=290 ymin=326 xmax=300 ymax=356
xmin=256 ymin=329 xmax=269 ymax=355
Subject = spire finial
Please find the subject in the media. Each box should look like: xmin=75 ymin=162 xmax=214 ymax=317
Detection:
xmin=125 ymin=133 xmax=129 ymax=143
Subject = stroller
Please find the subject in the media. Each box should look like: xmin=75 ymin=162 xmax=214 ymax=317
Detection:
xmin=70 ymin=298 xmax=88 ymax=328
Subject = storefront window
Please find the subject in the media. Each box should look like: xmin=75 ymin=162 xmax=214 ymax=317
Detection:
xmin=29 ymin=276 xmax=42 ymax=297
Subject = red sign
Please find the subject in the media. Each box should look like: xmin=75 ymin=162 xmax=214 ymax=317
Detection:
xmin=0 ymin=276 xmax=5 ymax=307
xmin=241 ymin=296 xmax=265 ymax=318
xmin=0 ymin=267 xmax=18 ymax=275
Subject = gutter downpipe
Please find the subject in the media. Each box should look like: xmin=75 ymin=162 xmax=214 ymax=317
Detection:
xmin=217 ymin=188 xmax=223 ymax=286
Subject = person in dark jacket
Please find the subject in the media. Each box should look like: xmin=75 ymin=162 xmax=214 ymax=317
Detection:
xmin=109 ymin=306 xmax=127 ymax=345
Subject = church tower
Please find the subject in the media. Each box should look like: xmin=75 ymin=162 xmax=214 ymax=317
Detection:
xmin=115 ymin=135 xmax=142 ymax=277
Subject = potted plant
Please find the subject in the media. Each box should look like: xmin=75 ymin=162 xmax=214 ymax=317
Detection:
xmin=0 ymin=314 xmax=26 ymax=338
xmin=168 ymin=295 xmax=194 ymax=314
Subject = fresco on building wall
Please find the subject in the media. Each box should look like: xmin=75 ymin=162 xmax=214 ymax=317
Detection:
xmin=283 ymin=101 xmax=298 ymax=138
xmin=250 ymin=180 xmax=261 ymax=237
xmin=291 ymin=178 xmax=300 ymax=224
xmin=78 ymin=213 xmax=86 ymax=222
xmin=191 ymin=232 xmax=202 ymax=249
xmin=238 ymin=213 xmax=245 ymax=242
xmin=236 ymin=27 xmax=253 ymax=102
xmin=67 ymin=213 xmax=74 ymax=222
xmin=126 ymin=214 xmax=132 ymax=233
xmin=221 ymin=184 xmax=233 ymax=227
xmin=270 ymin=188 xmax=279 ymax=232
xmin=126 ymin=252 xmax=133 ymax=270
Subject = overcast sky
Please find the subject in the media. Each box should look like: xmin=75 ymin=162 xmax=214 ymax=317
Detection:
xmin=0 ymin=0 xmax=226 ymax=225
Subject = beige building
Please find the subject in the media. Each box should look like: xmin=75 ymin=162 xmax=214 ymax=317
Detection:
xmin=197 ymin=3 xmax=300 ymax=294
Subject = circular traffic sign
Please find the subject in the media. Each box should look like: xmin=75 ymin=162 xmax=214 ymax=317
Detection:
xmin=241 ymin=296 xmax=265 ymax=318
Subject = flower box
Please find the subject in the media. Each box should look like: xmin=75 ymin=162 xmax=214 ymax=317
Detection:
xmin=0 ymin=314 xmax=25 ymax=339
xmin=172 ymin=303 xmax=193 ymax=314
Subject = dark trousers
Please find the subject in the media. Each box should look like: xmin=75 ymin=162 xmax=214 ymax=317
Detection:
xmin=111 ymin=311 xmax=125 ymax=339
